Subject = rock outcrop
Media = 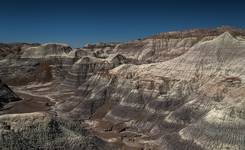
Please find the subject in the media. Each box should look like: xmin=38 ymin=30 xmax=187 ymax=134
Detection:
xmin=21 ymin=43 xmax=72 ymax=59
xmin=0 ymin=43 xmax=39 ymax=59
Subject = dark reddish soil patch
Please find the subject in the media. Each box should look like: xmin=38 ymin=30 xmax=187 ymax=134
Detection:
xmin=0 ymin=92 xmax=54 ymax=114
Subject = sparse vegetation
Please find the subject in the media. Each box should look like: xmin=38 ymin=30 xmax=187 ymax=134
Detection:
xmin=0 ymin=116 xmax=108 ymax=150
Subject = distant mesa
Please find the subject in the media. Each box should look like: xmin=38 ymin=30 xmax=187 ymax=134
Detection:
xmin=21 ymin=43 xmax=72 ymax=59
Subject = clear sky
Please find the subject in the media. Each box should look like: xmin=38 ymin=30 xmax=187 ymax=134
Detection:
xmin=0 ymin=0 xmax=245 ymax=47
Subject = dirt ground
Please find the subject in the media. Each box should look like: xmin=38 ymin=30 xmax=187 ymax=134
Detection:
xmin=0 ymin=91 xmax=54 ymax=114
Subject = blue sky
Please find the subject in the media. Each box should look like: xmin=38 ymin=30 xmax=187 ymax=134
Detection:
xmin=0 ymin=0 xmax=244 ymax=47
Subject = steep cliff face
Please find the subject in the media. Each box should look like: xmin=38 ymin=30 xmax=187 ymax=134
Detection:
xmin=1 ymin=27 xmax=245 ymax=149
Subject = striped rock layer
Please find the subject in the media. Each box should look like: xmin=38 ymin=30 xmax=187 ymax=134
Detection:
xmin=1 ymin=27 xmax=245 ymax=149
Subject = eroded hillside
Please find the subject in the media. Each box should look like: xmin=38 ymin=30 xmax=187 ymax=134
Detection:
xmin=1 ymin=26 xmax=245 ymax=150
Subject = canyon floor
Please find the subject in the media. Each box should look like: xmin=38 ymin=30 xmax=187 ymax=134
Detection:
xmin=1 ymin=26 xmax=245 ymax=150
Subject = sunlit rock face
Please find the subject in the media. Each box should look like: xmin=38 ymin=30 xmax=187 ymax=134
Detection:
xmin=0 ymin=43 xmax=40 ymax=59
xmin=114 ymin=26 xmax=245 ymax=63
xmin=21 ymin=43 xmax=72 ymax=59
xmin=2 ymin=26 xmax=245 ymax=149
xmin=62 ymin=54 xmax=128 ymax=89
